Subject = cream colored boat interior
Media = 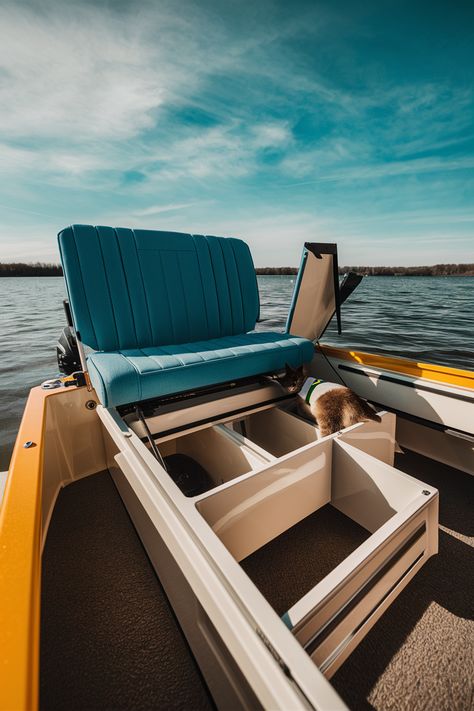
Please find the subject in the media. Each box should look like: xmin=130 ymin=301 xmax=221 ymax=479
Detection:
xmin=33 ymin=366 xmax=474 ymax=709
xmin=106 ymin=379 xmax=439 ymax=692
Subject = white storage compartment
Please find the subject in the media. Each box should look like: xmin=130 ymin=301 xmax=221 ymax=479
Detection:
xmin=156 ymin=425 xmax=268 ymax=497
xmin=230 ymin=406 xmax=319 ymax=457
xmin=196 ymin=437 xmax=438 ymax=677
xmin=196 ymin=439 xmax=333 ymax=560
xmin=229 ymin=405 xmax=395 ymax=461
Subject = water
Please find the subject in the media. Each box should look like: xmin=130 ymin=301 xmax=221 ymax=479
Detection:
xmin=1 ymin=275 xmax=473 ymax=469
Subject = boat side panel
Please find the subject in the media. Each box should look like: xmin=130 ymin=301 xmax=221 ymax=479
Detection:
xmin=0 ymin=385 xmax=109 ymax=711
xmin=396 ymin=417 xmax=474 ymax=475
xmin=312 ymin=348 xmax=474 ymax=439
xmin=41 ymin=388 xmax=108 ymax=541
xmin=318 ymin=344 xmax=474 ymax=390
xmin=107 ymin=449 xmax=263 ymax=710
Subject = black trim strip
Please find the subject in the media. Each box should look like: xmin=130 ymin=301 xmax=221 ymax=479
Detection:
xmin=304 ymin=242 xmax=338 ymax=257
xmin=368 ymin=401 xmax=474 ymax=441
xmin=332 ymin=248 xmax=342 ymax=335
xmin=304 ymin=524 xmax=426 ymax=656
xmin=338 ymin=364 xmax=474 ymax=403
xmin=118 ymin=374 xmax=285 ymax=417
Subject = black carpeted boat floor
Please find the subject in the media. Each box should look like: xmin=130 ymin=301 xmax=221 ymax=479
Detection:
xmin=40 ymin=471 xmax=214 ymax=711
xmin=241 ymin=504 xmax=371 ymax=616
xmin=332 ymin=449 xmax=474 ymax=711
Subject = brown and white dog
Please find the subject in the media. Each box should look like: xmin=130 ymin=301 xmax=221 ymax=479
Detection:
xmin=279 ymin=364 xmax=381 ymax=437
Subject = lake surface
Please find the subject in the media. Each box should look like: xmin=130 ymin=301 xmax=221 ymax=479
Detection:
xmin=1 ymin=275 xmax=473 ymax=469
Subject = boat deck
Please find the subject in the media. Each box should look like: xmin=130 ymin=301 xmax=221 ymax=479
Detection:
xmin=40 ymin=449 xmax=473 ymax=711
xmin=332 ymin=449 xmax=474 ymax=711
xmin=40 ymin=471 xmax=214 ymax=711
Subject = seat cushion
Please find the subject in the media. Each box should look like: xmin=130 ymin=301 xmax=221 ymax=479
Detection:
xmin=88 ymin=331 xmax=314 ymax=407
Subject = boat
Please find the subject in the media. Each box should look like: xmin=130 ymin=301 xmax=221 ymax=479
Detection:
xmin=0 ymin=226 xmax=472 ymax=710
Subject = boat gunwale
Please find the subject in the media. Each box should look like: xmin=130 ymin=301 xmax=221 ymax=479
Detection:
xmin=318 ymin=344 xmax=474 ymax=390
xmin=0 ymin=385 xmax=78 ymax=711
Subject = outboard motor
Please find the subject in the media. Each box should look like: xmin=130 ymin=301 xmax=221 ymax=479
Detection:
xmin=56 ymin=300 xmax=81 ymax=375
xmin=56 ymin=326 xmax=81 ymax=375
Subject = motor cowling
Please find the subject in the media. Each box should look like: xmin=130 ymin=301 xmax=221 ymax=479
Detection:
xmin=56 ymin=325 xmax=81 ymax=375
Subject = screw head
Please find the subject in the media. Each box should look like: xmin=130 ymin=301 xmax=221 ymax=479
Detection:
xmin=23 ymin=441 xmax=36 ymax=449
xmin=422 ymin=489 xmax=430 ymax=496
xmin=85 ymin=400 xmax=97 ymax=410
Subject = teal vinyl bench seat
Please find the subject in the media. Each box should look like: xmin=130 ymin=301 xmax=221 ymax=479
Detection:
xmin=58 ymin=225 xmax=314 ymax=408
xmin=88 ymin=332 xmax=314 ymax=407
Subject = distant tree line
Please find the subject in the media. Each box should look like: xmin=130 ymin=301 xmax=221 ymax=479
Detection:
xmin=338 ymin=264 xmax=474 ymax=276
xmin=1 ymin=262 xmax=473 ymax=277
xmin=256 ymin=264 xmax=474 ymax=276
xmin=0 ymin=262 xmax=63 ymax=276
xmin=256 ymin=267 xmax=298 ymax=275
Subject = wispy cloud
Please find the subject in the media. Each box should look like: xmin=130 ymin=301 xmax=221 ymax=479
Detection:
xmin=133 ymin=202 xmax=202 ymax=216
xmin=0 ymin=3 xmax=167 ymax=141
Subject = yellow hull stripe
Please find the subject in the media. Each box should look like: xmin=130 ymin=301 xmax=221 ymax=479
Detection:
xmin=319 ymin=344 xmax=474 ymax=390
xmin=0 ymin=386 xmax=75 ymax=711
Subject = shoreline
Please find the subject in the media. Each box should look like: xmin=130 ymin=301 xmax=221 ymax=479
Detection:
xmin=0 ymin=264 xmax=473 ymax=278
xmin=1 ymin=272 xmax=473 ymax=278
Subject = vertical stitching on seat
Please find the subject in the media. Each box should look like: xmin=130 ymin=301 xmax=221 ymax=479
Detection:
xmin=229 ymin=240 xmax=245 ymax=333
xmin=191 ymin=235 xmax=210 ymax=337
xmin=147 ymin=355 xmax=167 ymax=370
xmin=176 ymin=254 xmax=191 ymax=341
xmin=131 ymin=229 xmax=154 ymax=345
xmin=96 ymin=227 xmax=120 ymax=348
xmin=158 ymin=345 xmax=189 ymax=367
xmin=70 ymin=225 xmax=99 ymax=349
xmin=115 ymin=228 xmax=138 ymax=348
xmin=217 ymin=238 xmax=234 ymax=334
xmin=248 ymin=241 xmax=260 ymax=324
xmin=158 ymin=250 xmax=176 ymax=344
xmin=204 ymin=237 xmax=221 ymax=336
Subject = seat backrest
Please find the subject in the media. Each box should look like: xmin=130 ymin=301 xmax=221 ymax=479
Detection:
xmin=58 ymin=225 xmax=260 ymax=352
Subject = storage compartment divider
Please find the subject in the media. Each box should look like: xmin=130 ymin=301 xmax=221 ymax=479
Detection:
xmin=237 ymin=406 xmax=320 ymax=457
xmin=219 ymin=424 xmax=277 ymax=464
xmin=232 ymin=405 xmax=395 ymax=463
xmin=331 ymin=439 xmax=423 ymax=532
xmin=337 ymin=411 xmax=396 ymax=466
xmin=196 ymin=439 xmax=332 ymax=561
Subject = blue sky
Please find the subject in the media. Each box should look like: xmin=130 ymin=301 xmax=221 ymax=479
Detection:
xmin=0 ymin=0 xmax=473 ymax=266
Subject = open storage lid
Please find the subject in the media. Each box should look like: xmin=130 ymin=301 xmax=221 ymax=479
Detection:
xmin=286 ymin=243 xmax=342 ymax=342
